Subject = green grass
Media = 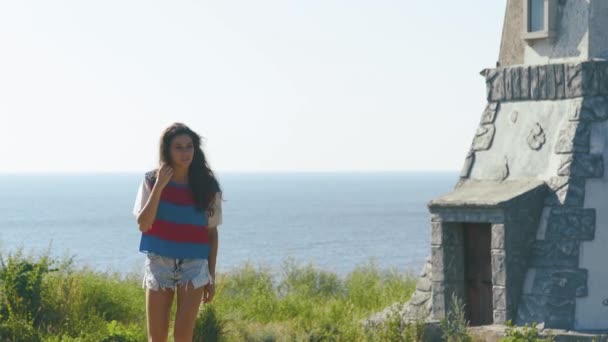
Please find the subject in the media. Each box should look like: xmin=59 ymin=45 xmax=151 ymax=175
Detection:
xmin=0 ymin=251 xmax=418 ymax=341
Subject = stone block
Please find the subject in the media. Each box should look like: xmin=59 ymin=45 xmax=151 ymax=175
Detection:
xmin=566 ymin=63 xmax=583 ymax=98
xmin=521 ymin=66 xmax=531 ymax=100
xmin=432 ymin=282 xmax=446 ymax=320
xmin=494 ymin=286 xmax=507 ymax=311
xmin=481 ymin=102 xmax=500 ymax=124
xmin=417 ymin=274 xmax=432 ymax=292
xmin=530 ymin=240 xmax=580 ymax=268
xmin=598 ymin=63 xmax=608 ymax=94
xmin=531 ymin=66 xmax=542 ymax=100
xmin=539 ymin=65 xmax=548 ymax=99
xmin=460 ymin=150 xmax=475 ymax=178
xmin=494 ymin=310 xmax=507 ymax=324
xmin=531 ymin=268 xmax=588 ymax=298
xmin=516 ymin=295 xmax=575 ymax=330
xmin=429 ymin=208 xmax=505 ymax=224
xmin=409 ymin=289 xmax=432 ymax=306
xmin=505 ymin=66 xmax=514 ymax=101
xmin=511 ymin=67 xmax=522 ymax=99
xmin=431 ymin=246 xmax=444 ymax=282
xmin=492 ymin=250 xmax=507 ymax=286
xmin=554 ymin=122 xmax=590 ymax=154
xmin=431 ymin=222 xmax=442 ymax=246
xmin=582 ymin=62 xmax=600 ymax=96
xmin=487 ymin=69 xmax=505 ymax=102
xmin=491 ymin=224 xmax=505 ymax=250
xmin=546 ymin=64 xmax=557 ymax=99
xmin=555 ymin=64 xmax=566 ymax=98
xmin=545 ymin=208 xmax=596 ymax=240
xmin=578 ymin=96 xmax=608 ymax=122
xmin=557 ymin=153 xmax=604 ymax=178
xmin=544 ymin=177 xmax=585 ymax=207
xmin=472 ymin=124 xmax=496 ymax=151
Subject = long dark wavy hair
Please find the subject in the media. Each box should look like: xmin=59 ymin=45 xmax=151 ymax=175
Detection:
xmin=156 ymin=123 xmax=221 ymax=214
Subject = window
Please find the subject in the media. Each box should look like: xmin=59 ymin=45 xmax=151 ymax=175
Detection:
xmin=523 ymin=0 xmax=556 ymax=41
xmin=528 ymin=0 xmax=545 ymax=33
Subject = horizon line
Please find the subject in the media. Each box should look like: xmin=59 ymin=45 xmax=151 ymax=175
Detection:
xmin=0 ymin=169 xmax=460 ymax=175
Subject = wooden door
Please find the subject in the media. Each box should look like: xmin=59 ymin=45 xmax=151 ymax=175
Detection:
xmin=463 ymin=223 xmax=493 ymax=326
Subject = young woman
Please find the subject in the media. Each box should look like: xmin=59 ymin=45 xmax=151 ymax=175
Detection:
xmin=132 ymin=123 xmax=222 ymax=342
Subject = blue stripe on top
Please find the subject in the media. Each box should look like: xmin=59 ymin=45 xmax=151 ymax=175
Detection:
xmin=140 ymin=235 xmax=210 ymax=259
xmin=156 ymin=201 xmax=208 ymax=226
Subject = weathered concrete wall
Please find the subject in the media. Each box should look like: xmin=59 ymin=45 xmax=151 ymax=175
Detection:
xmin=499 ymin=0 xmax=608 ymax=65
xmin=467 ymin=100 xmax=572 ymax=181
xmin=499 ymin=0 xmax=525 ymax=67
xmin=524 ymin=0 xmax=589 ymax=65
xmin=589 ymin=0 xmax=608 ymax=60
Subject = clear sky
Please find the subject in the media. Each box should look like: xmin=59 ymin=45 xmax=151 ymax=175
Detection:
xmin=0 ymin=1 xmax=507 ymax=173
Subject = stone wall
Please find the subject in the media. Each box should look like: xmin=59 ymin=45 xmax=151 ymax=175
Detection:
xmin=498 ymin=0 xmax=525 ymax=67
xmin=483 ymin=62 xmax=608 ymax=103
xmin=503 ymin=187 xmax=547 ymax=323
xmin=573 ymin=120 xmax=608 ymax=329
xmin=364 ymin=257 xmax=433 ymax=326
xmin=368 ymin=61 xmax=608 ymax=331
xmin=466 ymin=61 xmax=608 ymax=329
xmin=428 ymin=183 xmax=546 ymax=325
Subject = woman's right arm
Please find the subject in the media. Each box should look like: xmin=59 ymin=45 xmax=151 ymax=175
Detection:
xmin=136 ymin=185 xmax=163 ymax=232
xmin=136 ymin=164 xmax=173 ymax=232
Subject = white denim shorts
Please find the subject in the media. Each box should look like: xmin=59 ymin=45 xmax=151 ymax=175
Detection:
xmin=142 ymin=252 xmax=212 ymax=291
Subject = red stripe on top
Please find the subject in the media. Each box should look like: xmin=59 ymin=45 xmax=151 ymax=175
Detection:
xmin=160 ymin=185 xmax=195 ymax=206
xmin=145 ymin=220 xmax=210 ymax=243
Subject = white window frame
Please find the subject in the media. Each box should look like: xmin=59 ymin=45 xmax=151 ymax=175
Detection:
xmin=523 ymin=0 xmax=557 ymax=41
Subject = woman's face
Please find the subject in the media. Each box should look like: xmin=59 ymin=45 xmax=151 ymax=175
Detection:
xmin=169 ymin=134 xmax=194 ymax=169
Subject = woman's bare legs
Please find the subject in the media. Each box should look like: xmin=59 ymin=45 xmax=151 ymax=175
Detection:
xmin=146 ymin=288 xmax=175 ymax=342
xmin=174 ymin=281 xmax=205 ymax=342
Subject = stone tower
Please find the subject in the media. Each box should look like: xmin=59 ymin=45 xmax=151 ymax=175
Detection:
xmin=385 ymin=0 xmax=608 ymax=331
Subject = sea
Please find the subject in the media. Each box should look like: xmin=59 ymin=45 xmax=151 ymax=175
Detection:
xmin=0 ymin=172 xmax=458 ymax=277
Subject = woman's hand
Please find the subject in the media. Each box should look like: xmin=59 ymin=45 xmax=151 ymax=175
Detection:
xmin=202 ymin=282 xmax=215 ymax=304
xmin=156 ymin=163 xmax=174 ymax=189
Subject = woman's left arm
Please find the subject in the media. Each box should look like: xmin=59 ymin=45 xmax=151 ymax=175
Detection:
xmin=207 ymin=191 xmax=222 ymax=281
xmin=208 ymin=226 xmax=218 ymax=281
xmin=203 ymin=191 xmax=221 ymax=304
xmin=202 ymin=226 xmax=218 ymax=304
